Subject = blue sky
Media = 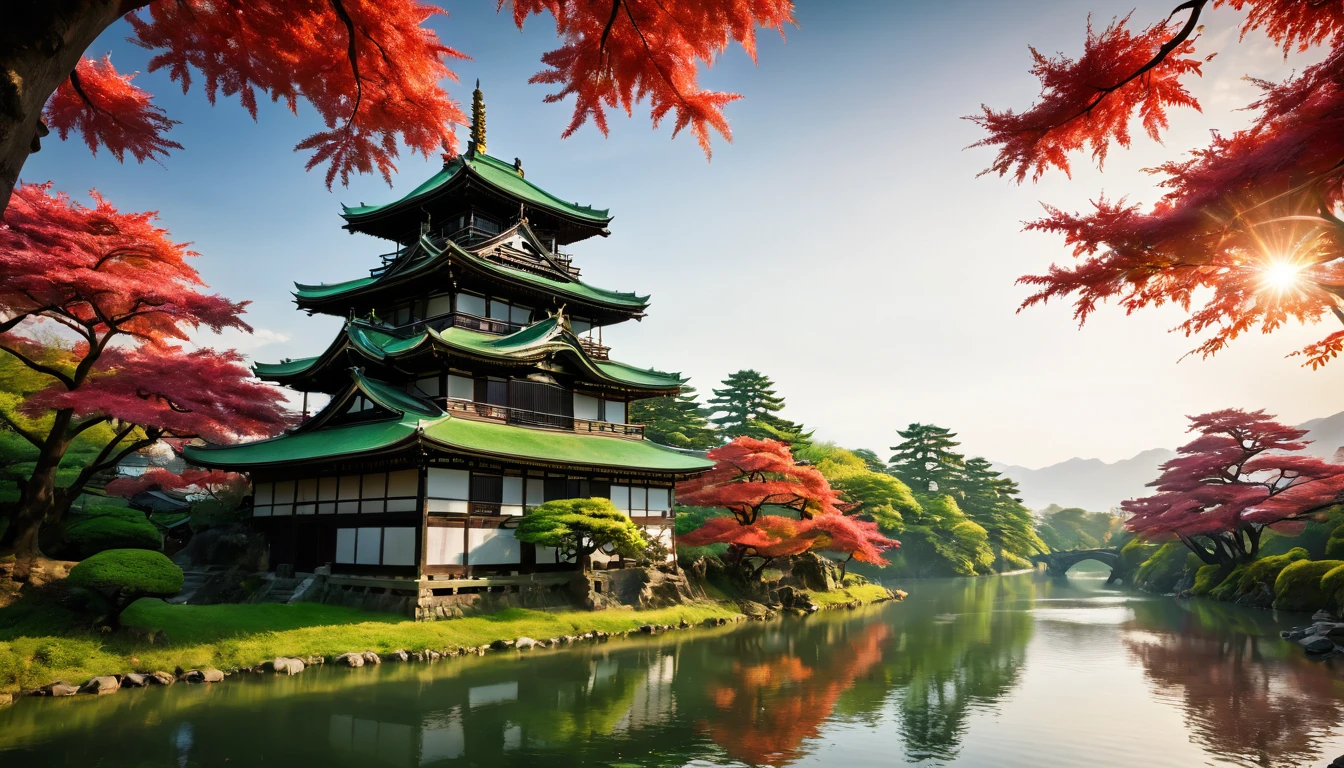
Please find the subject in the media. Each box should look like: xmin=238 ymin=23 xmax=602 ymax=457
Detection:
xmin=21 ymin=1 xmax=1344 ymax=468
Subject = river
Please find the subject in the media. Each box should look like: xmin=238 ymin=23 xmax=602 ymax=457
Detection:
xmin=1 ymin=571 xmax=1341 ymax=767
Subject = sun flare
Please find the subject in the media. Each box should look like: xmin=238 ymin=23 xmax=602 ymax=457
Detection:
xmin=1261 ymin=261 xmax=1302 ymax=291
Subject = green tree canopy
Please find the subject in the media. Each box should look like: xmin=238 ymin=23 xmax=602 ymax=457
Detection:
xmin=889 ymin=424 xmax=964 ymax=494
xmin=628 ymin=384 xmax=719 ymax=449
xmin=707 ymin=370 xmax=809 ymax=443
xmin=954 ymin=458 xmax=1047 ymax=565
xmin=514 ymin=498 xmax=647 ymax=569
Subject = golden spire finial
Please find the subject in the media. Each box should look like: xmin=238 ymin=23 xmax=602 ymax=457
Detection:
xmin=470 ymin=80 xmax=486 ymax=154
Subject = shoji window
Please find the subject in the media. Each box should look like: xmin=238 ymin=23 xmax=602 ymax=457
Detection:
xmin=253 ymin=481 xmax=273 ymax=517
xmin=426 ymin=294 xmax=453 ymax=318
xmin=427 ymin=526 xmax=465 ymax=565
xmin=427 ymin=468 xmax=470 ymax=513
xmin=318 ymin=477 xmax=338 ymax=514
xmin=610 ymin=484 xmax=673 ymax=516
xmin=338 ymin=474 xmax=361 ymax=514
xmin=334 ymin=527 xmax=416 ymax=566
xmin=457 ymin=293 xmax=486 ymax=317
xmin=360 ymin=472 xmax=387 ymax=514
xmin=502 ymin=477 xmax=523 ymax=516
xmin=386 ymin=469 xmax=419 ymax=512
xmin=446 ymin=375 xmax=473 ymax=401
xmin=296 ymin=478 xmax=318 ymax=515
xmin=272 ymin=480 xmax=295 ymax=516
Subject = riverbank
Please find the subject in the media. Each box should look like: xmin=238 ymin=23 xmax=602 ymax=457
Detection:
xmin=0 ymin=582 xmax=894 ymax=699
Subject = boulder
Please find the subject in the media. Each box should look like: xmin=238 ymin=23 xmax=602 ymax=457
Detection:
xmin=490 ymin=639 xmax=515 ymax=651
xmin=786 ymin=552 xmax=840 ymax=593
xmin=361 ymin=651 xmax=381 ymax=665
xmin=739 ymin=600 xmax=772 ymax=620
xmin=387 ymin=649 xmax=409 ymax=662
xmin=515 ymin=637 xmax=538 ymax=650
xmin=335 ymin=653 xmax=364 ymax=668
xmin=80 ymin=676 xmax=120 ymax=695
xmin=679 ymin=619 xmax=690 ymax=629
xmin=181 ymin=669 xmax=224 ymax=683
xmin=41 ymin=682 xmax=79 ymax=697
xmin=1301 ymin=635 xmax=1337 ymax=654
xmin=638 ymin=624 xmax=656 ymax=635
xmin=270 ymin=658 xmax=305 ymax=676
xmin=148 ymin=671 xmax=175 ymax=686
xmin=121 ymin=673 xmax=147 ymax=688
xmin=1313 ymin=609 xmax=1337 ymax=623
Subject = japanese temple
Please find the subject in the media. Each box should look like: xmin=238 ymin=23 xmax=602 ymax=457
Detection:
xmin=184 ymin=86 xmax=711 ymax=609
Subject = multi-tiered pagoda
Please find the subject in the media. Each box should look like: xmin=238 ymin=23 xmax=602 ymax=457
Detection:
xmin=185 ymin=88 xmax=711 ymax=595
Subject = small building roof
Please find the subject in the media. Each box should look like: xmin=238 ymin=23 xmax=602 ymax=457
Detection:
xmin=340 ymin=151 xmax=611 ymax=229
xmin=254 ymin=315 xmax=684 ymax=394
xmin=184 ymin=371 xmax=710 ymax=475
xmin=292 ymin=232 xmax=648 ymax=317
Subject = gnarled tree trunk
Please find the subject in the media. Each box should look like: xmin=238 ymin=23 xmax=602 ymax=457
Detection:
xmin=1 ymin=1 xmax=137 ymax=217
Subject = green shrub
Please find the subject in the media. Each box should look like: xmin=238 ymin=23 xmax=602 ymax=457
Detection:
xmin=1326 ymin=527 xmax=1344 ymax=560
xmin=1190 ymin=564 xmax=1229 ymax=596
xmin=1273 ymin=559 xmax=1344 ymax=613
xmin=61 ymin=506 xmax=162 ymax=558
xmin=1134 ymin=542 xmax=1202 ymax=593
xmin=1207 ymin=547 xmax=1309 ymax=607
xmin=68 ymin=549 xmax=184 ymax=596
xmin=841 ymin=572 xmax=870 ymax=587
xmin=1120 ymin=538 xmax=1157 ymax=574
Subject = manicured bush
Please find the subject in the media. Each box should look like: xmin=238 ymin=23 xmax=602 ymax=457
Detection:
xmin=515 ymin=498 xmax=646 ymax=569
xmin=61 ymin=506 xmax=162 ymax=558
xmin=68 ymin=549 xmax=184 ymax=595
xmin=1134 ymin=542 xmax=1201 ymax=593
xmin=67 ymin=549 xmax=184 ymax=627
xmin=1273 ymin=559 xmax=1344 ymax=613
xmin=1322 ymin=564 xmax=1344 ymax=615
xmin=1207 ymin=547 xmax=1309 ymax=607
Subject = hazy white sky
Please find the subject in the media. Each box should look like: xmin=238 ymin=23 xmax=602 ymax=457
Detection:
xmin=21 ymin=1 xmax=1344 ymax=469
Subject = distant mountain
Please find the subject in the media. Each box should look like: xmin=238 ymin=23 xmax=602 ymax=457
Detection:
xmin=993 ymin=410 xmax=1344 ymax=513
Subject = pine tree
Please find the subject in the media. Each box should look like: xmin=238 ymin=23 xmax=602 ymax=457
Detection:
xmin=888 ymin=423 xmax=964 ymax=494
xmin=628 ymin=385 xmax=719 ymax=449
xmin=956 ymin=457 xmax=1047 ymax=563
xmin=707 ymin=370 xmax=809 ymax=442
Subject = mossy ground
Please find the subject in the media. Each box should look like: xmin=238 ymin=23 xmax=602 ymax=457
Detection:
xmin=1273 ymin=558 xmax=1344 ymax=612
xmin=0 ymin=582 xmax=894 ymax=695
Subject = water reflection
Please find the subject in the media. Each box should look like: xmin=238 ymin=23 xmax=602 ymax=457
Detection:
xmin=1125 ymin=598 xmax=1344 ymax=768
xmin=1 ymin=574 xmax=1341 ymax=768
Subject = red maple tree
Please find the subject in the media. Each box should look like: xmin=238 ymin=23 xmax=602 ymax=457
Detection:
xmin=677 ymin=437 xmax=898 ymax=575
xmin=3 ymin=0 xmax=794 ymax=215
xmin=0 ymin=183 xmax=289 ymax=572
xmin=973 ymin=2 xmax=1344 ymax=366
xmin=1122 ymin=408 xmax=1344 ymax=568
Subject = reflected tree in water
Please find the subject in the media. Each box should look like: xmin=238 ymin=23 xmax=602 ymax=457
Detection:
xmin=1125 ymin=600 xmax=1344 ymax=768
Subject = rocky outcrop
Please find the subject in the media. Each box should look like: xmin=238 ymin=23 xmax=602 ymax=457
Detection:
xmin=1284 ymin=612 xmax=1344 ymax=656
xmin=575 ymin=565 xmax=698 ymax=611
xmin=148 ymin=671 xmax=175 ymax=686
xmin=334 ymin=652 xmax=364 ymax=667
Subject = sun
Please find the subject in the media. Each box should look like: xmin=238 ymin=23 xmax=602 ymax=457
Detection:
xmin=1261 ymin=261 xmax=1302 ymax=291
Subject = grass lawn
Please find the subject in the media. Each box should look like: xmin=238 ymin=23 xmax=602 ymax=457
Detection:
xmin=0 ymin=577 xmax=896 ymax=696
xmin=0 ymin=596 xmax=745 ymax=695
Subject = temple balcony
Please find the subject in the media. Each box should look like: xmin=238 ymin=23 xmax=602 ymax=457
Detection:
xmin=441 ymin=397 xmax=645 ymax=439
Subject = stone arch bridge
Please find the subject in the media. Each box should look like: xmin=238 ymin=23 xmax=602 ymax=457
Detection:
xmin=1031 ymin=548 xmax=1126 ymax=584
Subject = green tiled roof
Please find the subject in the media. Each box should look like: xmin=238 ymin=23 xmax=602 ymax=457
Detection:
xmin=291 ymin=235 xmax=647 ymax=313
xmin=341 ymin=152 xmax=610 ymax=224
xmin=253 ymin=316 xmax=684 ymax=392
xmin=185 ymin=419 xmax=419 ymax=467
xmin=186 ymin=373 xmax=710 ymax=473
xmin=422 ymin=416 xmax=712 ymax=472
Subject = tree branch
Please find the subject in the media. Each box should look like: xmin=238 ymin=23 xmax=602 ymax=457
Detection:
xmin=0 ymin=341 xmax=75 ymax=389
xmin=327 ymin=0 xmax=364 ymax=131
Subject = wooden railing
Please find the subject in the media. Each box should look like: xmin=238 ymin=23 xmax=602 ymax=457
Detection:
xmin=398 ymin=312 xmax=524 ymax=337
xmin=442 ymin=398 xmax=644 ymax=438
xmin=576 ymin=336 xmax=610 ymax=360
